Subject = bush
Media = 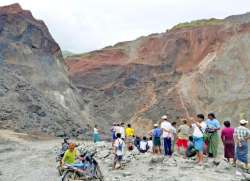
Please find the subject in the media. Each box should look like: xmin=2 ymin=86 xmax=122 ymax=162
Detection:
xmin=171 ymin=18 xmax=224 ymax=30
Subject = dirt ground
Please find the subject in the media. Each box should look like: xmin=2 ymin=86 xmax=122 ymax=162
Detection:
xmin=0 ymin=129 xmax=249 ymax=181
xmin=0 ymin=130 xmax=62 ymax=181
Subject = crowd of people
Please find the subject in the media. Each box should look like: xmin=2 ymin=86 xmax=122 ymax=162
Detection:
xmin=93 ymin=113 xmax=250 ymax=171
xmin=59 ymin=113 xmax=250 ymax=174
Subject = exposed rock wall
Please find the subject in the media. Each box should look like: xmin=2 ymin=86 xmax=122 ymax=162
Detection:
xmin=2 ymin=3 xmax=250 ymax=136
xmin=0 ymin=4 xmax=86 ymax=137
xmin=66 ymin=13 xmax=250 ymax=133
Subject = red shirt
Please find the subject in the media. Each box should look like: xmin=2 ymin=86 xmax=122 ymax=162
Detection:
xmin=221 ymin=127 xmax=234 ymax=144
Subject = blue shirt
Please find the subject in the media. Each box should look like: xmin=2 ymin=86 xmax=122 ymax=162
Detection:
xmin=153 ymin=128 xmax=161 ymax=137
xmin=206 ymin=119 xmax=220 ymax=129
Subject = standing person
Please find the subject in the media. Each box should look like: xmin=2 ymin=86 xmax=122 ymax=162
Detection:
xmin=110 ymin=123 xmax=117 ymax=144
xmin=161 ymin=115 xmax=173 ymax=156
xmin=119 ymin=123 xmax=126 ymax=140
xmin=176 ymin=119 xmax=190 ymax=157
xmin=221 ymin=121 xmax=235 ymax=163
xmin=191 ymin=114 xmax=207 ymax=165
xmin=234 ymin=119 xmax=250 ymax=170
xmin=125 ymin=124 xmax=135 ymax=150
xmin=93 ymin=125 xmax=100 ymax=143
xmin=206 ymin=113 xmax=221 ymax=158
xmin=171 ymin=122 xmax=177 ymax=154
xmin=113 ymin=133 xmax=125 ymax=170
xmin=139 ymin=136 xmax=149 ymax=153
xmin=151 ymin=124 xmax=162 ymax=155
xmin=147 ymin=137 xmax=153 ymax=153
xmin=125 ymin=124 xmax=135 ymax=138
xmin=110 ymin=123 xmax=117 ymax=146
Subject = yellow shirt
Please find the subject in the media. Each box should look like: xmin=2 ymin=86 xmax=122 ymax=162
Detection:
xmin=125 ymin=127 xmax=135 ymax=137
xmin=63 ymin=149 xmax=78 ymax=164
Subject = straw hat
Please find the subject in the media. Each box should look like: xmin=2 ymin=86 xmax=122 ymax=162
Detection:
xmin=154 ymin=123 xmax=158 ymax=127
xmin=161 ymin=115 xmax=168 ymax=120
xmin=240 ymin=119 xmax=248 ymax=124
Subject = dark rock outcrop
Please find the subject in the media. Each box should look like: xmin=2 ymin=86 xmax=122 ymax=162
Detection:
xmin=0 ymin=4 xmax=86 ymax=137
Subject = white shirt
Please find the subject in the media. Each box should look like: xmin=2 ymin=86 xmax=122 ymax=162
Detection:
xmin=139 ymin=140 xmax=148 ymax=151
xmin=172 ymin=126 xmax=176 ymax=134
xmin=192 ymin=121 xmax=207 ymax=138
xmin=114 ymin=138 xmax=125 ymax=156
xmin=161 ymin=121 xmax=173 ymax=138
xmin=94 ymin=128 xmax=98 ymax=134
xmin=114 ymin=126 xmax=120 ymax=134
xmin=147 ymin=140 xmax=153 ymax=152
xmin=119 ymin=127 xmax=125 ymax=139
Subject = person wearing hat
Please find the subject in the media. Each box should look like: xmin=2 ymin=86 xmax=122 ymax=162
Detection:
xmin=149 ymin=124 xmax=162 ymax=155
xmin=235 ymin=119 xmax=250 ymax=170
xmin=161 ymin=115 xmax=174 ymax=156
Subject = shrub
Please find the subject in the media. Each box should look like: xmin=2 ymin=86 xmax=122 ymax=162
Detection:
xmin=171 ymin=18 xmax=224 ymax=30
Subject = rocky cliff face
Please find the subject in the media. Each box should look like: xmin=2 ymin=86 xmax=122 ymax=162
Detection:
xmin=1 ymin=3 xmax=249 ymax=136
xmin=66 ymin=13 xmax=250 ymax=132
xmin=0 ymin=4 xmax=85 ymax=137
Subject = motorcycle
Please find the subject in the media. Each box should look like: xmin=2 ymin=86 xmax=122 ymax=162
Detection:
xmin=60 ymin=150 xmax=104 ymax=181
xmin=56 ymin=148 xmax=66 ymax=176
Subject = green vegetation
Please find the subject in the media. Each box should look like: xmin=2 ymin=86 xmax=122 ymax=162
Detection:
xmin=171 ymin=18 xmax=224 ymax=30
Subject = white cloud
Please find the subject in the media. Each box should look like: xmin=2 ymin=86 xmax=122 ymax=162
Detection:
xmin=0 ymin=0 xmax=250 ymax=53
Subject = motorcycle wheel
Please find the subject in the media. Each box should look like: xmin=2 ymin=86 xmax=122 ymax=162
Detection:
xmin=95 ymin=165 xmax=104 ymax=181
xmin=62 ymin=171 xmax=75 ymax=181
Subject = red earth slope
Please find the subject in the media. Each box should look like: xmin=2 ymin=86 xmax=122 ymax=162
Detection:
xmin=66 ymin=14 xmax=250 ymax=132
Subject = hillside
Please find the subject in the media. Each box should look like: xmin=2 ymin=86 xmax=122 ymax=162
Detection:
xmin=66 ymin=13 xmax=250 ymax=132
xmin=0 ymin=4 xmax=86 ymax=137
xmin=1 ymin=3 xmax=250 ymax=137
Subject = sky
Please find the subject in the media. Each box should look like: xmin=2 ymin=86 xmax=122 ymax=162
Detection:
xmin=0 ymin=0 xmax=250 ymax=53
